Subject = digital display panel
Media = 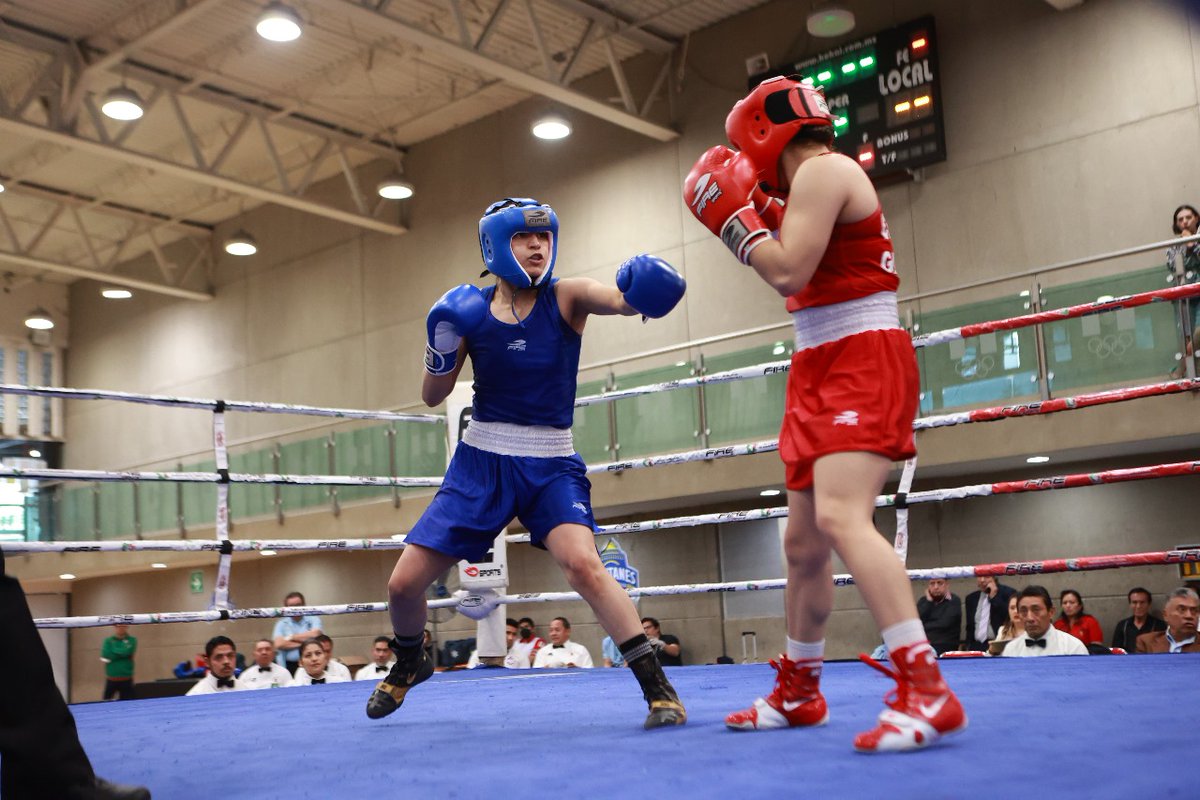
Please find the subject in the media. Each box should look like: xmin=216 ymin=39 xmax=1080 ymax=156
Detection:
xmin=750 ymin=16 xmax=946 ymax=183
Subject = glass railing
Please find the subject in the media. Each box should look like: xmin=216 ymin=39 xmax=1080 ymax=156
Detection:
xmin=30 ymin=249 xmax=1199 ymax=541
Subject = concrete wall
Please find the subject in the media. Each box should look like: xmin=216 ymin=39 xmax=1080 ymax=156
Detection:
xmin=14 ymin=0 xmax=1200 ymax=698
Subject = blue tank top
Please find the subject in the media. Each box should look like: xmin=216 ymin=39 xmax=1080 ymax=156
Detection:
xmin=467 ymin=279 xmax=582 ymax=429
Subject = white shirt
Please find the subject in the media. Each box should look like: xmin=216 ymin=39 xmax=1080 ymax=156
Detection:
xmin=1000 ymin=626 xmax=1088 ymax=657
xmin=507 ymin=637 xmax=544 ymax=669
xmin=238 ymin=662 xmax=293 ymax=689
xmin=326 ymin=659 xmax=352 ymax=680
xmin=532 ymin=640 xmax=593 ymax=669
xmin=185 ymin=673 xmax=246 ymax=695
xmin=1165 ymin=630 xmax=1198 ymax=653
xmin=355 ymin=661 xmax=396 ymax=681
xmin=291 ymin=669 xmax=351 ymax=686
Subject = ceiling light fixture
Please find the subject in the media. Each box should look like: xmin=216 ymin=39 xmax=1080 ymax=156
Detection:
xmin=532 ymin=113 xmax=572 ymax=140
xmin=806 ymin=4 xmax=855 ymax=38
xmin=760 ymin=489 xmax=782 ymax=497
xmin=257 ymin=2 xmax=303 ymax=42
xmin=101 ymin=86 xmax=145 ymax=120
xmin=224 ymin=230 xmax=258 ymax=256
xmin=24 ymin=307 xmax=54 ymax=330
xmin=151 ymin=563 xmax=168 ymax=569
xmin=101 ymin=287 xmax=133 ymax=299
xmin=260 ymin=549 xmax=278 ymax=556
xmin=59 ymin=573 xmax=76 ymax=580
xmin=0 ymin=181 xmax=6 ymax=193
xmin=376 ymin=173 xmax=415 ymax=200
xmin=28 ymin=449 xmax=41 ymax=458
xmin=1026 ymin=455 xmax=1051 ymax=464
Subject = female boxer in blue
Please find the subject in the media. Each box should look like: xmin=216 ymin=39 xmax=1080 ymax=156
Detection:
xmin=366 ymin=198 xmax=688 ymax=729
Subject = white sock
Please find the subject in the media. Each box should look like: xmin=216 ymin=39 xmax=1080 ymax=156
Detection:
xmin=881 ymin=619 xmax=927 ymax=653
xmin=786 ymin=637 xmax=825 ymax=661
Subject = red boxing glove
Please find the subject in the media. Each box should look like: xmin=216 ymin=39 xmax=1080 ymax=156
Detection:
xmin=751 ymin=183 xmax=786 ymax=232
xmin=683 ymin=145 xmax=771 ymax=265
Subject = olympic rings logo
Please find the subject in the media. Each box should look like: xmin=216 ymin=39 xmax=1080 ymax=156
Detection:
xmin=1086 ymin=332 xmax=1134 ymax=359
xmin=954 ymin=354 xmax=995 ymax=380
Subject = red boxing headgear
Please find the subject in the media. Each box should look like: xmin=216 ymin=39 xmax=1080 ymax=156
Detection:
xmin=725 ymin=75 xmax=834 ymax=198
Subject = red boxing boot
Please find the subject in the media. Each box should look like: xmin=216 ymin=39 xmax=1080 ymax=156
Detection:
xmin=725 ymin=655 xmax=828 ymax=731
xmin=853 ymin=643 xmax=967 ymax=753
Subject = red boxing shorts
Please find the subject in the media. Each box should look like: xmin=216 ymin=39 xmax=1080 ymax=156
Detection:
xmin=780 ymin=328 xmax=918 ymax=490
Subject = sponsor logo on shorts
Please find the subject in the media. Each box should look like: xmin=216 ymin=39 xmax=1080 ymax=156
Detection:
xmin=833 ymin=410 xmax=859 ymax=426
xmin=507 ymin=339 xmax=527 ymax=351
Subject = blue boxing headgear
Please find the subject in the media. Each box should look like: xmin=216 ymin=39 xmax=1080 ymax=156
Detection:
xmin=478 ymin=198 xmax=559 ymax=289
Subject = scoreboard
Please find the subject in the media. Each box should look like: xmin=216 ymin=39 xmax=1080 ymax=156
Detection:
xmin=750 ymin=16 xmax=945 ymax=183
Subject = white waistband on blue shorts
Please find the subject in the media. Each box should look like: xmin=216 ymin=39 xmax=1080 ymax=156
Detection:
xmin=462 ymin=419 xmax=576 ymax=457
xmin=792 ymin=291 xmax=902 ymax=352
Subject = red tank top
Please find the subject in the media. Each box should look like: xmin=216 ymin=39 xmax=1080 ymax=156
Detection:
xmin=786 ymin=205 xmax=898 ymax=311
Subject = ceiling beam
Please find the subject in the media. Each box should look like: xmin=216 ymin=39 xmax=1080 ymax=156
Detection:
xmin=0 ymin=249 xmax=213 ymax=301
xmin=0 ymin=116 xmax=407 ymax=235
xmin=333 ymin=0 xmax=679 ymax=142
xmin=544 ymin=0 xmax=677 ymax=54
xmin=63 ymin=0 xmax=229 ymax=125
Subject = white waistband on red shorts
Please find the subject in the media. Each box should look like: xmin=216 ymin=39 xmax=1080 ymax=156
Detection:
xmin=462 ymin=419 xmax=576 ymax=457
xmin=791 ymin=291 xmax=902 ymax=352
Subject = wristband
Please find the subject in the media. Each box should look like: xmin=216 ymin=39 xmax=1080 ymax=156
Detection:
xmin=424 ymin=344 xmax=457 ymax=376
xmin=720 ymin=206 xmax=771 ymax=265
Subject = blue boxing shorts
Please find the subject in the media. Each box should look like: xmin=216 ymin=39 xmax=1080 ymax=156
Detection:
xmin=403 ymin=441 xmax=597 ymax=562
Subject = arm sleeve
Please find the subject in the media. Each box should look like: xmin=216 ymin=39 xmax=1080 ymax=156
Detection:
xmin=101 ymin=638 xmax=114 ymax=660
xmin=1085 ymin=617 xmax=1103 ymax=644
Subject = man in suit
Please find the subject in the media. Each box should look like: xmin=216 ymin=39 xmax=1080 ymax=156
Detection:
xmin=917 ymin=578 xmax=963 ymax=655
xmin=1136 ymin=587 xmax=1200 ymax=654
xmin=0 ymin=549 xmax=150 ymax=799
xmin=964 ymin=576 xmax=1017 ymax=651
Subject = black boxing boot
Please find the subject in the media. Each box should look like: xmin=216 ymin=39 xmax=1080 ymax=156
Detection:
xmin=365 ymin=632 xmax=434 ymax=720
xmin=620 ymin=633 xmax=686 ymax=729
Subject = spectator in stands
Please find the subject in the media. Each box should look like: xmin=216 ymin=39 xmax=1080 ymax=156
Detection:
xmin=468 ymin=618 xmax=521 ymax=668
xmin=965 ymin=576 xmax=1017 ymax=651
xmin=1000 ymin=586 xmax=1088 ymax=657
xmin=314 ymin=633 xmax=352 ymax=680
xmin=1053 ymin=589 xmax=1104 ymax=647
xmin=357 ymin=636 xmax=397 ymax=681
xmin=186 ymin=636 xmax=245 ymax=694
xmin=532 ymin=617 xmax=593 ymax=668
xmin=916 ymin=578 xmax=962 ymax=655
xmin=1111 ymin=587 xmax=1167 ymax=651
xmin=100 ymin=624 xmax=137 ymax=701
xmin=641 ymin=617 xmax=683 ymax=666
xmin=1168 ymin=204 xmax=1200 ymax=373
xmin=1136 ymin=587 xmax=1200 ymax=654
xmin=293 ymin=639 xmax=351 ymax=685
xmin=507 ymin=616 xmax=545 ymax=668
xmin=272 ymin=591 xmax=322 ymax=675
xmin=239 ymin=639 xmax=292 ymax=689
xmin=989 ymin=594 xmax=1025 ymax=654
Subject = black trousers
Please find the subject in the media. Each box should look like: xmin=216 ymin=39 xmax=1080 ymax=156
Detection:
xmin=0 ymin=553 xmax=95 ymax=798
xmin=103 ymin=679 xmax=136 ymax=701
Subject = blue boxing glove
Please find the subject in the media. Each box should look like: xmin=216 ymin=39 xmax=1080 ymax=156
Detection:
xmin=615 ymin=254 xmax=686 ymax=319
xmin=424 ymin=284 xmax=487 ymax=376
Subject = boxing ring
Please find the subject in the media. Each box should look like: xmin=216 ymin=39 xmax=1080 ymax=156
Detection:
xmin=4 ymin=282 xmax=1200 ymax=798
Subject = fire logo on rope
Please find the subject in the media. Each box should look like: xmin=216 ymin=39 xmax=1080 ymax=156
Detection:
xmin=598 ymin=539 xmax=639 ymax=590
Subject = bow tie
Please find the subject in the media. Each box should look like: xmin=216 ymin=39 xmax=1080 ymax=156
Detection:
xmin=1025 ymin=638 xmax=1047 ymax=648
xmin=376 ymin=665 xmax=389 ymax=672
xmin=552 ymin=644 xmax=564 ymax=649
xmin=216 ymin=676 xmax=236 ymax=688
xmin=311 ymin=678 xmax=325 ymax=684
xmin=259 ymin=665 xmax=273 ymax=673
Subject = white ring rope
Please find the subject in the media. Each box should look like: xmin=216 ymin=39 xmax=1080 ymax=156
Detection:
xmin=33 ymin=546 xmax=1200 ymax=628
xmin=0 ymin=466 xmax=442 ymax=487
xmin=0 ymin=384 xmax=443 ymax=423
